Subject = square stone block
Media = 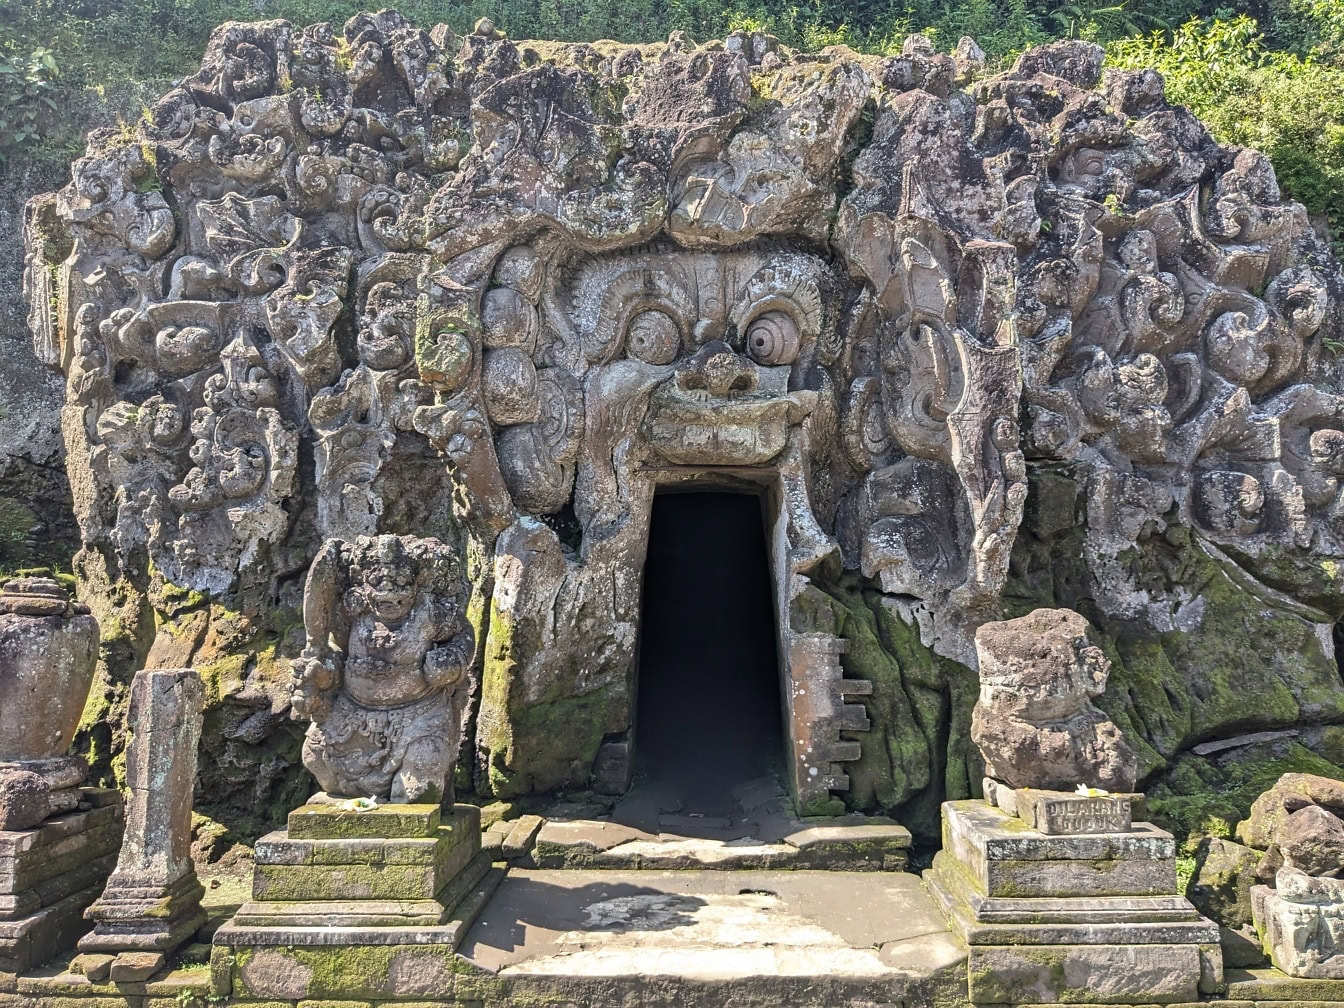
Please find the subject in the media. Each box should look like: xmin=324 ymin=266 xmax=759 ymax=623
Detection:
xmin=967 ymin=942 xmax=1204 ymax=1004
xmin=928 ymin=851 xmax=1217 ymax=946
xmin=252 ymin=836 xmax=476 ymax=901
xmin=942 ymin=801 xmax=1175 ymax=900
xmin=945 ymin=801 xmax=1175 ymax=863
xmin=287 ymin=802 xmax=444 ymax=840
xmin=255 ymin=807 xmax=480 ymax=902
xmin=230 ymin=942 xmax=471 ymax=1001
xmin=1017 ymin=791 xmax=1132 ymax=835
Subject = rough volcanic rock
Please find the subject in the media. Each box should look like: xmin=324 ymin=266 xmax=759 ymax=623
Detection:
xmin=0 ymin=767 xmax=50 ymax=831
xmin=971 ymin=608 xmax=1138 ymax=792
xmin=1239 ymin=772 xmax=1344 ymax=849
xmin=19 ymin=17 xmax=1344 ymax=844
xmin=1279 ymin=804 xmax=1344 ymax=877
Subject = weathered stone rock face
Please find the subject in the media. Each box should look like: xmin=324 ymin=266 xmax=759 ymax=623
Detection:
xmin=23 ymin=14 xmax=1344 ymax=840
xmin=972 ymin=608 xmax=1137 ymax=792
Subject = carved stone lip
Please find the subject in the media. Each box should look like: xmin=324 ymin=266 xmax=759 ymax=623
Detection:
xmin=643 ymin=419 xmax=790 ymax=465
xmin=642 ymin=384 xmax=797 ymax=464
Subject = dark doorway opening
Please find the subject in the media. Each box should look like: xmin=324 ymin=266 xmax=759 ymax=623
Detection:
xmin=633 ymin=491 xmax=785 ymax=813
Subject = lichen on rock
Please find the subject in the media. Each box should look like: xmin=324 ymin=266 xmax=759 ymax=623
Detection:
xmin=21 ymin=13 xmax=1344 ymax=846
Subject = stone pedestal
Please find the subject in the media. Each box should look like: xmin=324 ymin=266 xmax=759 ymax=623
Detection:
xmin=1253 ymin=868 xmax=1344 ymax=978
xmin=78 ymin=668 xmax=206 ymax=974
xmin=925 ymin=800 xmax=1223 ymax=1005
xmin=0 ymin=788 xmax=123 ymax=972
xmin=212 ymin=801 xmax=501 ymax=1002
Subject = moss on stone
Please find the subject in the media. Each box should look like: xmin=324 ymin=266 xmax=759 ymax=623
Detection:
xmin=792 ymin=574 xmax=978 ymax=842
xmin=1149 ymin=741 xmax=1344 ymax=851
xmin=1005 ymin=462 xmax=1344 ymax=863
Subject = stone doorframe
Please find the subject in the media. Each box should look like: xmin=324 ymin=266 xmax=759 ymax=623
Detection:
xmin=631 ymin=465 xmax=872 ymax=814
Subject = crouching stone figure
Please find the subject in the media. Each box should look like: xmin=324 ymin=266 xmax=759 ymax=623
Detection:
xmin=290 ymin=534 xmax=474 ymax=804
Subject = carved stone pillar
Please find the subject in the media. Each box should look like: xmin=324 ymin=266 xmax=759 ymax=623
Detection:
xmin=0 ymin=573 xmax=122 ymax=973
xmin=77 ymin=667 xmax=206 ymax=979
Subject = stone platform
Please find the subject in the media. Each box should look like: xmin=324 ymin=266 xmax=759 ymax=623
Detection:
xmin=10 ymin=858 xmax=1344 ymax=1006
xmin=211 ymin=802 xmax=502 ymax=1002
xmin=0 ymin=789 xmax=122 ymax=973
xmin=926 ymin=800 xmax=1222 ymax=1005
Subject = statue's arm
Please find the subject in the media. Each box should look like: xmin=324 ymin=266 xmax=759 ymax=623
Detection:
xmin=302 ymin=539 xmax=345 ymax=656
xmin=291 ymin=539 xmax=346 ymax=722
xmin=423 ymin=609 xmax=474 ymax=690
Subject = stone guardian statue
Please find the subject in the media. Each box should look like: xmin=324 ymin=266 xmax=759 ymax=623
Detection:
xmin=290 ymin=534 xmax=474 ymax=804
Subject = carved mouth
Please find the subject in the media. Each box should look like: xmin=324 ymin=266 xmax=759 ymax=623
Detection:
xmin=642 ymin=382 xmax=809 ymax=465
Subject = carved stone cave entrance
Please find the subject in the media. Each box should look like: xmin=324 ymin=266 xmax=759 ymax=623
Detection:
xmin=632 ymin=488 xmax=786 ymax=810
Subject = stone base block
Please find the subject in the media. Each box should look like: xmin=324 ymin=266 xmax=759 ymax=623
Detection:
xmin=216 ymin=939 xmax=476 ymax=1001
xmin=1253 ymin=882 xmax=1344 ymax=979
xmin=78 ymin=868 xmax=206 ymax=953
xmin=213 ymin=858 xmax=504 ymax=1001
xmin=251 ymin=806 xmax=479 ymax=902
xmin=286 ymin=800 xmax=444 ymax=839
xmin=927 ymin=800 xmax=1223 ymax=1004
xmin=945 ymin=799 xmax=1176 ymax=899
xmin=0 ymin=791 xmax=122 ymax=971
xmin=966 ymin=941 xmax=1207 ymax=1004
xmin=214 ymin=803 xmax=495 ymax=995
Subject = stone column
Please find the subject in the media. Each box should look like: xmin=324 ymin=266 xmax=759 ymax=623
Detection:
xmin=78 ymin=667 xmax=206 ymax=979
xmin=925 ymin=609 xmax=1224 ymax=1004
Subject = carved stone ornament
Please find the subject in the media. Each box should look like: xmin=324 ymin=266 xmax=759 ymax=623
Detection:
xmin=291 ymin=534 xmax=474 ymax=804
xmin=23 ymin=13 xmax=1344 ymax=813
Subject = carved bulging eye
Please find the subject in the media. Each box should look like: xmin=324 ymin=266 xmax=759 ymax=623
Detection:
xmin=744 ymin=311 xmax=800 ymax=366
xmin=625 ymin=309 xmax=680 ymax=365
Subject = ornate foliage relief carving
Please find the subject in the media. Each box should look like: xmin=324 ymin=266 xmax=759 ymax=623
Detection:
xmin=26 ymin=15 xmax=1343 ymax=808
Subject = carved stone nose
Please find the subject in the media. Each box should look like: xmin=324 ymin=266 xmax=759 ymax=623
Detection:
xmin=675 ymin=340 xmax=757 ymax=397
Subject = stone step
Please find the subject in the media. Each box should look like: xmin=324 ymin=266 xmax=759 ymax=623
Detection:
xmin=529 ymin=816 xmax=911 ymax=871
xmin=221 ymin=851 xmax=500 ymax=937
xmin=255 ymin=821 xmax=473 ymax=867
xmin=451 ymin=867 xmax=966 ymax=1008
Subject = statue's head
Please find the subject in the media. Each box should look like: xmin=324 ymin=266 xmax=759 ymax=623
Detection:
xmin=351 ymin=535 xmax=421 ymax=623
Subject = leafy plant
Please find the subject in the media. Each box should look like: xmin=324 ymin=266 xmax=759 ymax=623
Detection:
xmin=0 ymin=44 xmax=58 ymax=162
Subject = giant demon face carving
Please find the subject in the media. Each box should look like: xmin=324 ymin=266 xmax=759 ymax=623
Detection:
xmin=473 ymin=244 xmax=840 ymax=530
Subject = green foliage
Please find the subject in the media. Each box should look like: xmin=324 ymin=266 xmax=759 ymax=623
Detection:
xmin=0 ymin=42 xmax=58 ymax=163
xmin=1108 ymin=16 xmax=1344 ymax=232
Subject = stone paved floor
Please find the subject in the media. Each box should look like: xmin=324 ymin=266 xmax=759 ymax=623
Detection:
xmin=460 ymin=868 xmax=965 ymax=980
